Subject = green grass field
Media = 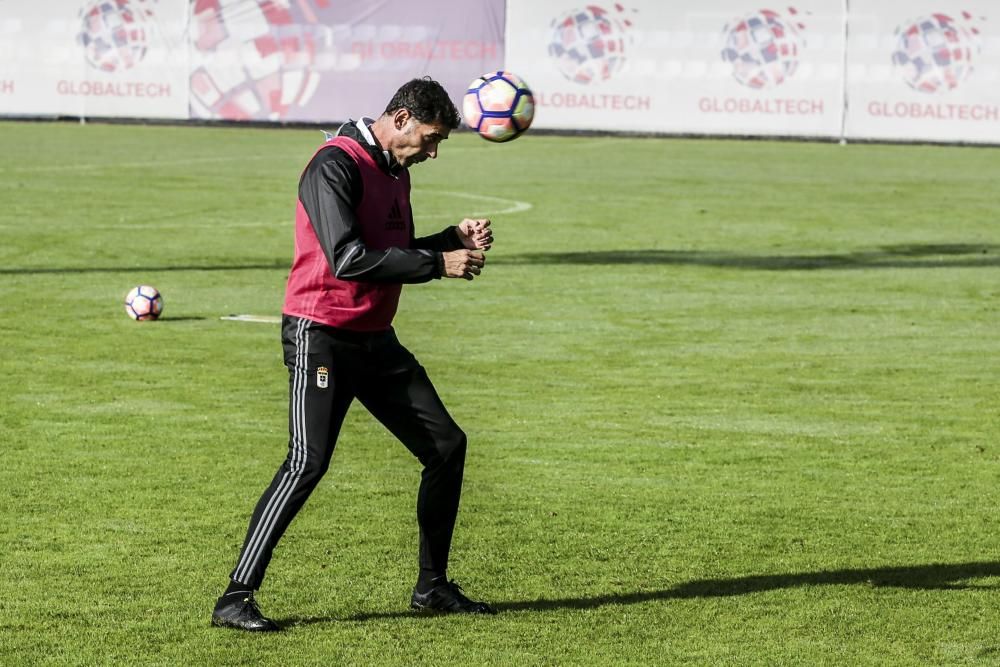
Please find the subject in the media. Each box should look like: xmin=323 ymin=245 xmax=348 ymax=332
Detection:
xmin=1 ymin=120 xmax=999 ymax=665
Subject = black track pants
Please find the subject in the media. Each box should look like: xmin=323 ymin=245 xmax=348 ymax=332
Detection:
xmin=229 ymin=315 xmax=467 ymax=589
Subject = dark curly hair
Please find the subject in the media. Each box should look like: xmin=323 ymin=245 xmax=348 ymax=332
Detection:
xmin=384 ymin=77 xmax=461 ymax=130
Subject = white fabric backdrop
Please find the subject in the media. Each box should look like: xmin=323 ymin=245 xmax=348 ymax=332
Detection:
xmin=0 ymin=0 xmax=189 ymax=119
xmin=506 ymin=0 xmax=847 ymax=137
xmin=0 ymin=0 xmax=997 ymax=144
xmin=844 ymin=0 xmax=1000 ymax=144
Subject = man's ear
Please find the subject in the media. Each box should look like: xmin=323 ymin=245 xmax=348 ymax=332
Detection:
xmin=392 ymin=108 xmax=411 ymax=130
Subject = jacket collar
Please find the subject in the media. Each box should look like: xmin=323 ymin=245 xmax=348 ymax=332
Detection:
xmin=330 ymin=118 xmax=403 ymax=178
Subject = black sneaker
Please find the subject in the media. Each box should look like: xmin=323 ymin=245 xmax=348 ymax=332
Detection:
xmin=410 ymin=580 xmax=497 ymax=615
xmin=211 ymin=592 xmax=281 ymax=632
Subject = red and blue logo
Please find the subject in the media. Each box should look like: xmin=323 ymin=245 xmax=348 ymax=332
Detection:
xmin=721 ymin=7 xmax=807 ymax=90
xmin=891 ymin=12 xmax=985 ymax=94
xmin=77 ymin=0 xmax=157 ymax=72
xmin=547 ymin=4 xmax=637 ymax=85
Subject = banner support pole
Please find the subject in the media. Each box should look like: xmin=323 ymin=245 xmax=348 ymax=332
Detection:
xmin=839 ymin=0 xmax=850 ymax=145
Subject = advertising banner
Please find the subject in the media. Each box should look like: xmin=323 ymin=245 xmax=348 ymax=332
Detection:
xmin=844 ymin=1 xmax=1000 ymax=144
xmin=505 ymin=0 xmax=847 ymax=137
xmin=1 ymin=0 xmax=996 ymax=145
xmin=189 ymin=0 xmax=505 ymax=123
xmin=0 ymin=0 xmax=190 ymax=119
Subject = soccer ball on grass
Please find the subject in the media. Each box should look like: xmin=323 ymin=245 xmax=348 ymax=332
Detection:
xmin=124 ymin=285 xmax=163 ymax=321
xmin=463 ymin=71 xmax=535 ymax=142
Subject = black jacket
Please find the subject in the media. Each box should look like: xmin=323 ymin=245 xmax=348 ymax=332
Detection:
xmin=297 ymin=118 xmax=465 ymax=283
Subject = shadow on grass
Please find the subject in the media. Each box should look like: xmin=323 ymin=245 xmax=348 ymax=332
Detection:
xmin=3 ymin=244 xmax=997 ymax=276
xmin=495 ymin=560 xmax=1000 ymax=614
xmin=493 ymin=243 xmax=1000 ymax=271
xmin=282 ymin=560 xmax=1000 ymax=626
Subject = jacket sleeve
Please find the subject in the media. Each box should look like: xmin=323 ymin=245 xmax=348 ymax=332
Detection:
xmin=413 ymin=225 xmax=466 ymax=252
xmin=298 ymin=146 xmax=444 ymax=284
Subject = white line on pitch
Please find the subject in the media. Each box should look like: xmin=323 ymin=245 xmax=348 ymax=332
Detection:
xmin=0 ymin=155 xmax=283 ymax=174
xmin=220 ymin=314 xmax=282 ymax=324
xmin=0 ymin=190 xmax=533 ymax=230
xmin=421 ymin=189 xmax=533 ymax=215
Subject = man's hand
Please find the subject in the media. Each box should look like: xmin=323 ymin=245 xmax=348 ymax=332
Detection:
xmin=456 ymin=218 xmax=493 ymax=251
xmin=442 ymin=249 xmax=486 ymax=280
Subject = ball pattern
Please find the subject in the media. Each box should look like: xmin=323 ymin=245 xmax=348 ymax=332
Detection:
xmin=721 ymin=9 xmax=803 ymax=90
xmin=77 ymin=0 xmax=154 ymax=73
xmin=125 ymin=285 xmax=163 ymax=321
xmin=464 ymin=71 xmax=535 ymax=143
xmin=189 ymin=0 xmax=320 ymax=121
xmin=548 ymin=6 xmax=631 ymax=85
xmin=892 ymin=14 xmax=980 ymax=94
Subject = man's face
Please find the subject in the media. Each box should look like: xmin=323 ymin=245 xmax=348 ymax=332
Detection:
xmin=392 ymin=112 xmax=450 ymax=169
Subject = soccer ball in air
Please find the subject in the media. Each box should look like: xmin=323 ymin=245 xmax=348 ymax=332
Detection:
xmin=463 ymin=71 xmax=535 ymax=143
xmin=124 ymin=285 xmax=163 ymax=321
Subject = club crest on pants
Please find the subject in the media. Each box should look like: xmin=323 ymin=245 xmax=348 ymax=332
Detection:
xmin=316 ymin=366 xmax=329 ymax=389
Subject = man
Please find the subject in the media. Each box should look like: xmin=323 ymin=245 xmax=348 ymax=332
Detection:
xmin=212 ymin=77 xmax=496 ymax=632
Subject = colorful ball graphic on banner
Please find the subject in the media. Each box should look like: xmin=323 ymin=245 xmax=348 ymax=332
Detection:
xmin=77 ymin=0 xmax=155 ymax=73
xmin=189 ymin=1 xmax=321 ymax=121
xmin=891 ymin=14 xmax=981 ymax=94
xmin=548 ymin=5 xmax=635 ymax=85
xmin=721 ymin=9 xmax=804 ymax=90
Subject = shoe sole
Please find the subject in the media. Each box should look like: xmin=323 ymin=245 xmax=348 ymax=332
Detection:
xmin=211 ymin=616 xmax=281 ymax=632
xmin=410 ymin=601 xmax=497 ymax=615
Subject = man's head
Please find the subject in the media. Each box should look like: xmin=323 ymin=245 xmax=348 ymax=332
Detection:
xmin=374 ymin=77 xmax=461 ymax=169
